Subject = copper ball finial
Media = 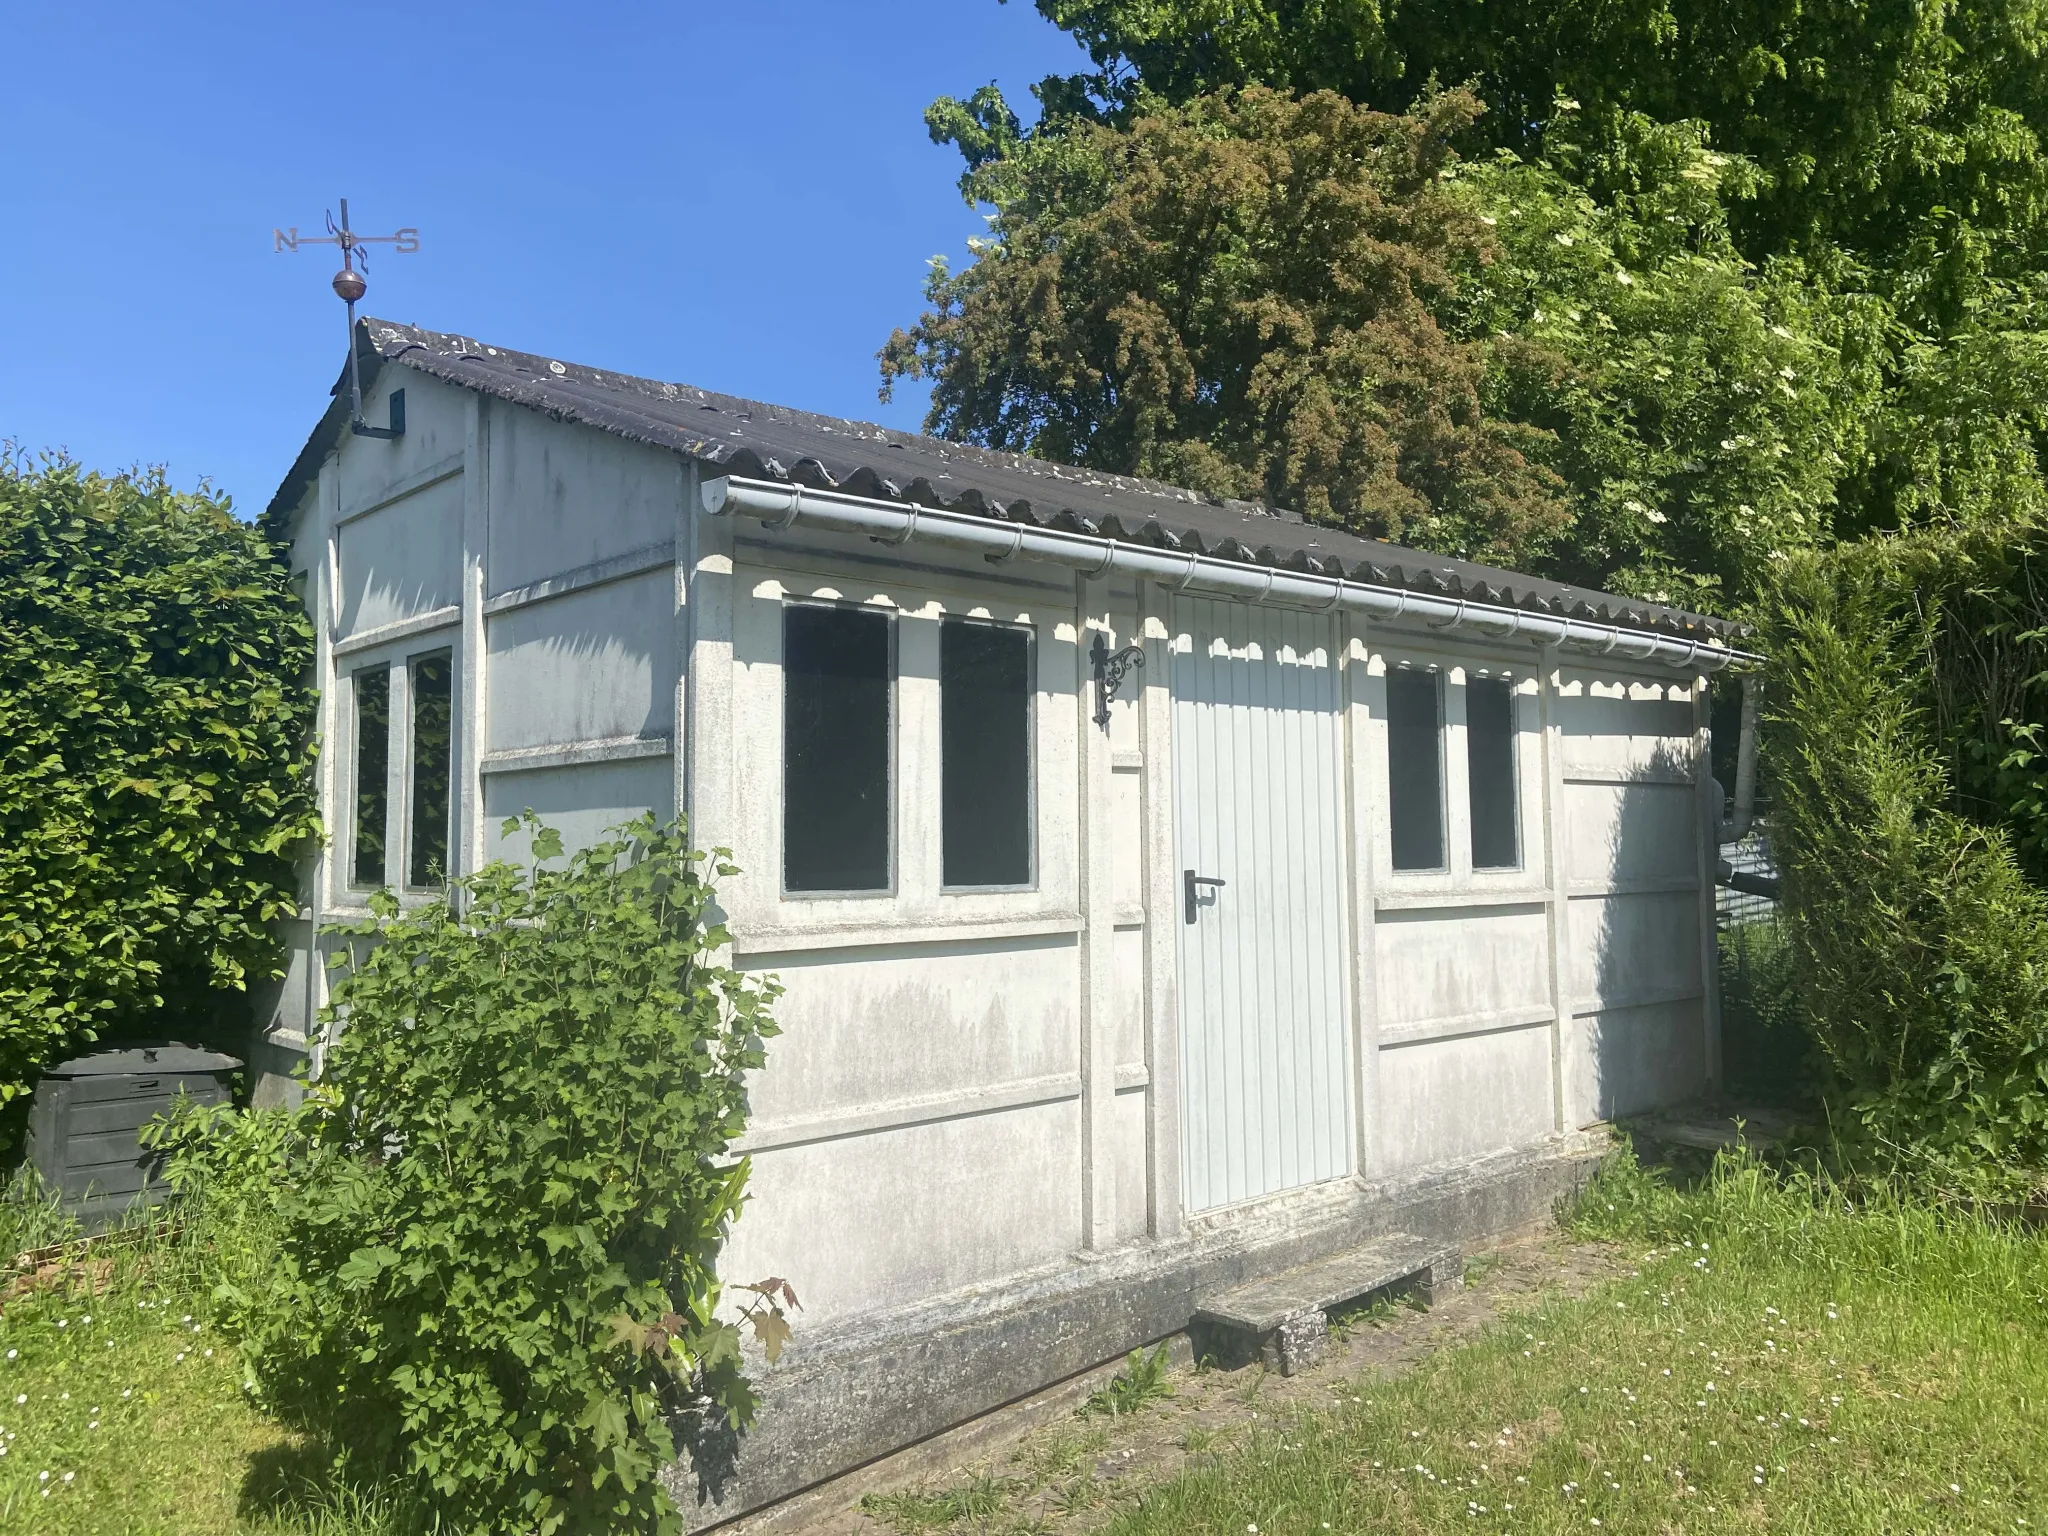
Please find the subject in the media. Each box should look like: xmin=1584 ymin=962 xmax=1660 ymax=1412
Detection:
xmin=332 ymin=267 xmax=367 ymax=303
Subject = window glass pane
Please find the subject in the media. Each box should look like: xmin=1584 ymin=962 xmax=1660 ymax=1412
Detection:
xmin=1467 ymin=676 xmax=1520 ymax=869
xmin=942 ymin=619 xmax=1032 ymax=887
xmin=784 ymin=605 xmax=892 ymax=892
xmin=1387 ymin=668 xmax=1444 ymax=871
xmin=408 ymin=651 xmax=454 ymax=888
xmin=351 ymin=667 xmax=390 ymax=888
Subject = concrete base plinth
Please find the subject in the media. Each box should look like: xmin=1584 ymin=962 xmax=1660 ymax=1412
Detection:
xmin=673 ymin=1131 xmax=1606 ymax=1530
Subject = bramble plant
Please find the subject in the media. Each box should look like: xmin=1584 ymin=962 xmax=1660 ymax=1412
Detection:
xmin=0 ymin=453 xmax=318 ymax=1120
xmin=160 ymin=814 xmax=785 ymax=1536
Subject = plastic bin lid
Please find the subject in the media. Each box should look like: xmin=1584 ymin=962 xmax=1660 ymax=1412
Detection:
xmin=43 ymin=1043 xmax=242 ymax=1077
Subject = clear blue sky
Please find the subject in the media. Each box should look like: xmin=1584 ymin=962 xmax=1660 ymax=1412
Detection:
xmin=0 ymin=2 xmax=1087 ymax=516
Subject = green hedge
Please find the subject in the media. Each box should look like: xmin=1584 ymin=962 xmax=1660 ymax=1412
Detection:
xmin=1763 ymin=525 xmax=2048 ymax=1180
xmin=0 ymin=455 xmax=318 ymax=1115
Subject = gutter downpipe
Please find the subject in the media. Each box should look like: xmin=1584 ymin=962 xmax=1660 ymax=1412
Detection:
xmin=701 ymin=476 xmax=1760 ymax=674
xmin=1716 ymin=674 xmax=1762 ymax=846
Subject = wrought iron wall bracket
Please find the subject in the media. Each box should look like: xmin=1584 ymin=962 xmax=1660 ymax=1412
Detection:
xmin=1090 ymin=632 xmax=1145 ymax=732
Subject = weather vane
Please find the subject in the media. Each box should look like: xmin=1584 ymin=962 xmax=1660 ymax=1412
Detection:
xmin=274 ymin=199 xmax=420 ymax=439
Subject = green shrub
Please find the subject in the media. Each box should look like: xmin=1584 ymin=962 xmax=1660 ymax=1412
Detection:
xmin=1763 ymin=535 xmax=2048 ymax=1181
xmin=160 ymin=815 xmax=784 ymax=1536
xmin=0 ymin=453 xmax=318 ymax=1116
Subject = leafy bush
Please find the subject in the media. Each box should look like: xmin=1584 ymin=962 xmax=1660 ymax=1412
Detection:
xmin=1763 ymin=534 xmax=2048 ymax=1181
xmin=160 ymin=815 xmax=785 ymax=1536
xmin=0 ymin=453 xmax=317 ymax=1116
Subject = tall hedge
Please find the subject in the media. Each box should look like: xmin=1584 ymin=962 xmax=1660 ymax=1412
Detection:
xmin=0 ymin=454 xmax=318 ymax=1112
xmin=1764 ymin=526 xmax=2048 ymax=1177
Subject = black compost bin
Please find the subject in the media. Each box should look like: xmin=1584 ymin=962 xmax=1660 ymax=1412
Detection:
xmin=25 ymin=1044 xmax=240 ymax=1228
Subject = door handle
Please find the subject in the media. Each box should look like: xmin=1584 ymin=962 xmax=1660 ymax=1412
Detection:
xmin=1184 ymin=869 xmax=1226 ymax=924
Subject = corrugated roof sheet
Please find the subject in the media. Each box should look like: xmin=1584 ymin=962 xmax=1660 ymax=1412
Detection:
xmin=269 ymin=319 xmax=1738 ymax=642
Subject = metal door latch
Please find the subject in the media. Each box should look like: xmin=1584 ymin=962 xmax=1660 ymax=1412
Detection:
xmin=1184 ymin=869 xmax=1226 ymax=923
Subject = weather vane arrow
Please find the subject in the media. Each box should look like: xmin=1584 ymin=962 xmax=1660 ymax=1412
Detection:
xmin=274 ymin=198 xmax=420 ymax=439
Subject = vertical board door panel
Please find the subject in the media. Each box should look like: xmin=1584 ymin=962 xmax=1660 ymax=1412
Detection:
xmin=1173 ymin=597 xmax=1352 ymax=1212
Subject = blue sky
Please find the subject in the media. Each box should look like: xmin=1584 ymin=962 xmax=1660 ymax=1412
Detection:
xmin=0 ymin=2 xmax=1087 ymax=516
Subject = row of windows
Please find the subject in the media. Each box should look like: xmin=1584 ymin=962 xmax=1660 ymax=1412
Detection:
xmin=342 ymin=620 xmax=1521 ymax=898
xmin=784 ymin=604 xmax=1035 ymax=893
xmin=351 ymin=650 xmax=455 ymax=891
xmin=1387 ymin=668 xmax=1521 ymax=873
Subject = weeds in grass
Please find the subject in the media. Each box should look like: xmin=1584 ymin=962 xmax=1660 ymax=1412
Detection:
xmin=1016 ymin=1423 xmax=1107 ymax=1485
xmin=1462 ymin=1251 xmax=1505 ymax=1287
xmin=862 ymin=1469 xmax=1015 ymax=1530
xmin=1329 ymin=1288 xmax=1421 ymax=1340
xmin=1081 ymin=1343 xmax=1175 ymax=1418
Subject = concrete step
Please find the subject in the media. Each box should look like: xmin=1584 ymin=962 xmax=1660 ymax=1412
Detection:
xmin=1192 ymin=1232 xmax=1462 ymax=1376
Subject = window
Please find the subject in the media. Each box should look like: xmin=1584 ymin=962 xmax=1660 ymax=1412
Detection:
xmin=1387 ymin=667 xmax=1445 ymax=871
xmin=783 ymin=604 xmax=892 ymax=892
xmin=408 ymin=651 xmax=454 ymax=888
xmin=941 ymin=618 xmax=1033 ymax=888
xmin=351 ymin=666 xmax=390 ymax=888
xmin=1467 ymin=676 xmax=1520 ymax=869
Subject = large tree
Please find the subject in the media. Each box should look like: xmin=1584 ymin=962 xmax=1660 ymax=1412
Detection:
xmin=907 ymin=0 xmax=2048 ymax=593
xmin=938 ymin=0 xmax=2048 ymax=321
xmin=888 ymin=89 xmax=1879 ymax=604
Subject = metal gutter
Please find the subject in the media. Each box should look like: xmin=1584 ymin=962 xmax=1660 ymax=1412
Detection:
xmin=703 ymin=476 xmax=1761 ymax=673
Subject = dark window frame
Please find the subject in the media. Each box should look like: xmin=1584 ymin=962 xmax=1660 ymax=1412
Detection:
xmin=348 ymin=663 xmax=392 ymax=891
xmin=406 ymin=648 xmax=456 ymax=891
xmin=780 ymin=598 xmax=898 ymax=898
xmin=1386 ymin=663 xmax=1448 ymax=874
xmin=938 ymin=615 xmax=1038 ymax=893
xmin=1465 ymin=673 xmax=1523 ymax=871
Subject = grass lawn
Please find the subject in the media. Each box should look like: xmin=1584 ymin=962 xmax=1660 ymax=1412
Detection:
xmin=0 ymin=1220 xmax=397 ymax=1536
xmin=4 ymin=1146 xmax=2043 ymax=1534
xmin=867 ymin=1149 xmax=2048 ymax=1536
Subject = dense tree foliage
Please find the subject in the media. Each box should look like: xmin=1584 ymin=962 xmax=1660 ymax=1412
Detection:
xmin=886 ymin=89 xmax=1571 ymax=566
xmin=889 ymin=90 xmax=1880 ymax=601
xmin=0 ymin=456 xmax=318 ymax=1117
xmin=941 ymin=0 xmax=2048 ymax=311
xmin=910 ymin=1 xmax=2048 ymax=607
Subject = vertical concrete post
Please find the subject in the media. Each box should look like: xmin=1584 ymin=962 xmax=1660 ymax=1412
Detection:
xmin=685 ymin=464 xmax=739 ymax=926
xmin=1340 ymin=617 xmax=1383 ymax=1176
xmin=1138 ymin=583 xmax=1182 ymax=1237
xmin=1537 ymin=649 xmax=1572 ymax=1133
xmin=457 ymin=394 xmax=490 ymax=885
xmin=673 ymin=463 xmax=695 ymax=841
xmin=305 ymin=456 xmax=341 ymax=1055
xmin=1077 ymin=575 xmax=1119 ymax=1247
xmin=1694 ymin=674 xmax=1725 ymax=1091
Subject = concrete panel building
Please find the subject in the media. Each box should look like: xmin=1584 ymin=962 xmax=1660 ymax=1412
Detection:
xmin=265 ymin=319 xmax=1753 ymax=1523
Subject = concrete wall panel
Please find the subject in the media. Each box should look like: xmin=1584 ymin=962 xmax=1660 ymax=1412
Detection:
xmin=718 ymin=1098 xmax=1084 ymax=1326
xmin=488 ymin=410 xmax=682 ymax=593
xmin=482 ymin=757 xmax=674 ymax=862
xmin=732 ymin=934 xmax=1080 ymax=1127
xmin=1373 ymin=1024 xmax=1555 ymax=1172
xmin=1556 ymin=673 xmax=1696 ymax=781
xmin=336 ymin=474 xmax=462 ymax=636
xmin=1563 ymin=781 xmax=1699 ymax=889
xmin=1375 ymin=904 xmax=1550 ymax=1031
xmin=1112 ymin=1087 xmax=1151 ymax=1243
xmin=334 ymin=371 xmax=470 ymax=514
xmin=484 ymin=571 xmax=676 ymax=752
xmin=1568 ymin=890 xmax=1701 ymax=1012
xmin=1565 ymin=998 xmax=1708 ymax=1125
xmin=1112 ymin=925 xmax=1146 ymax=1076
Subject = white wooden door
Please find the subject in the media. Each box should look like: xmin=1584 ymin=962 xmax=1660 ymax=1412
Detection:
xmin=1173 ymin=596 xmax=1353 ymax=1212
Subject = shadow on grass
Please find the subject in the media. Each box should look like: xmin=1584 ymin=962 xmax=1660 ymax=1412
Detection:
xmin=238 ymin=1438 xmax=417 ymax=1536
